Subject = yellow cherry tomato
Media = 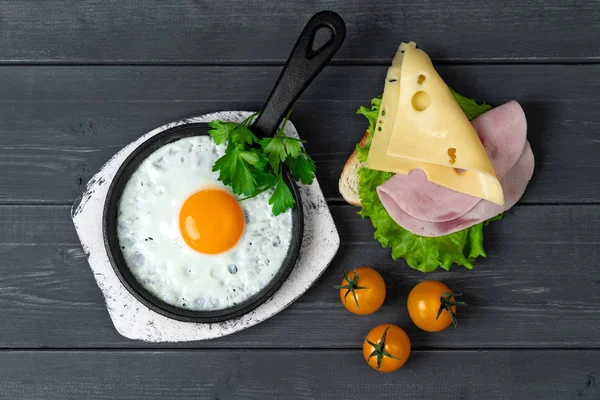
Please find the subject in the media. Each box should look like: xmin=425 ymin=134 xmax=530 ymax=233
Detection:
xmin=407 ymin=280 xmax=465 ymax=332
xmin=363 ymin=324 xmax=411 ymax=372
xmin=334 ymin=267 xmax=385 ymax=315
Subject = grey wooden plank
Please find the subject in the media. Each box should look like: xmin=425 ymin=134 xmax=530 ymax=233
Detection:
xmin=0 ymin=204 xmax=599 ymax=348
xmin=0 ymin=0 xmax=598 ymax=63
xmin=0 ymin=349 xmax=597 ymax=400
xmin=0 ymin=65 xmax=599 ymax=204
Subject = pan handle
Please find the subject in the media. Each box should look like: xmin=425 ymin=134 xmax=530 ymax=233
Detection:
xmin=250 ymin=11 xmax=346 ymax=138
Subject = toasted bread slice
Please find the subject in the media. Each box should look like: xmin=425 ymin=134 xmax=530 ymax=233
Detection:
xmin=339 ymin=132 xmax=370 ymax=207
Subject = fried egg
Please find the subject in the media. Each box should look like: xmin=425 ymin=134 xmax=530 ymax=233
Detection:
xmin=116 ymin=135 xmax=293 ymax=311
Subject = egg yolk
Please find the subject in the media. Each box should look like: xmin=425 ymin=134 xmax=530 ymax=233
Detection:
xmin=179 ymin=188 xmax=245 ymax=254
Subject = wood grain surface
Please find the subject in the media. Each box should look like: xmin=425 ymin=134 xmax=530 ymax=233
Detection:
xmin=0 ymin=1 xmax=598 ymax=398
xmin=0 ymin=0 xmax=598 ymax=63
xmin=0 ymin=350 xmax=597 ymax=400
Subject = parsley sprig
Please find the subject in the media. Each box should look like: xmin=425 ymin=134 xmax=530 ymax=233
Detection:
xmin=208 ymin=111 xmax=316 ymax=215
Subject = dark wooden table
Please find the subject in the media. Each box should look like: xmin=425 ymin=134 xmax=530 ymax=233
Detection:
xmin=1 ymin=1 xmax=599 ymax=399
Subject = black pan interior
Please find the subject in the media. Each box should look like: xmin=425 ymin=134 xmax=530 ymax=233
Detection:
xmin=103 ymin=123 xmax=303 ymax=323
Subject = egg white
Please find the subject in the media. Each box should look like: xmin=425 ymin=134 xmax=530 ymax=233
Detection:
xmin=117 ymin=135 xmax=293 ymax=311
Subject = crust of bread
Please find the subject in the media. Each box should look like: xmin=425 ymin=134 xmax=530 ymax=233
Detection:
xmin=338 ymin=132 xmax=370 ymax=207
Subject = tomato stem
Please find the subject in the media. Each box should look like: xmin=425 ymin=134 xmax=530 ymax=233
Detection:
xmin=331 ymin=268 xmax=368 ymax=309
xmin=436 ymin=292 xmax=466 ymax=328
xmin=365 ymin=327 xmax=401 ymax=369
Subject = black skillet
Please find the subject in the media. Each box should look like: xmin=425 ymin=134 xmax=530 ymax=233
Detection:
xmin=103 ymin=11 xmax=346 ymax=323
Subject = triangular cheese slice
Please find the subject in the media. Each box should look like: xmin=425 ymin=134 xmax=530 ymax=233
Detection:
xmin=365 ymin=42 xmax=504 ymax=205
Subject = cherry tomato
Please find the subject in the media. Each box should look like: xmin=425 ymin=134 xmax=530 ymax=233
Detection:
xmin=363 ymin=324 xmax=411 ymax=372
xmin=334 ymin=267 xmax=385 ymax=315
xmin=407 ymin=280 xmax=465 ymax=332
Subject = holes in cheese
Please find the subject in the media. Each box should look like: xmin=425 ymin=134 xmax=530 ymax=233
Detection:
xmin=411 ymin=91 xmax=430 ymax=112
xmin=365 ymin=41 xmax=504 ymax=206
xmin=447 ymin=148 xmax=456 ymax=164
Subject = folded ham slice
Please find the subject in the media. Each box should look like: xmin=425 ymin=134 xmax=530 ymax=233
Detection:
xmin=378 ymin=142 xmax=534 ymax=237
xmin=376 ymin=101 xmax=534 ymax=237
xmin=377 ymin=101 xmax=527 ymax=222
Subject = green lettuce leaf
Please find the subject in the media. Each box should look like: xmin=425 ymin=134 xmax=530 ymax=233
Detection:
xmin=356 ymin=90 xmax=502 ymax=272
xmin=449 ymin=88 xmax=492 ymax=120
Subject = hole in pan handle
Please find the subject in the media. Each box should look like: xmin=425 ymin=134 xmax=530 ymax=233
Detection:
xmin=250 ymin=11 xmax=346 ymax=138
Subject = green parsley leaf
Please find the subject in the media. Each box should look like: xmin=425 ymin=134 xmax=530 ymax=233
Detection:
xmin=238 ymin=150 xmax=261 ymax=167
xmin=212 ymin=147 xmax=257 ymax=196
xmin=232 ymin=157 xmax=257 ymax=196
xmin=269 ymin=176 xmax=295 ymax=216
xmin=230 ymin=124 xmax=258 ymax=145
xmin=212 ymin=149 xmax=238 ymax=186
xmin=209 ymin=111 xmax=316 ymax=215
xmin=254 ymin=169 xmax=277 ymax=189
xmin=247 ymin=148 xmax=269 ymax=170
xmin=260 ymin=137 xmax=287 ymax=163
xmin=284 ymin=137 xmax=302 ymax=158
xmin=208 ymin=120 xmax=237 ymax=145
xmin=287 ymin=153 xmax=316 ymax=185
